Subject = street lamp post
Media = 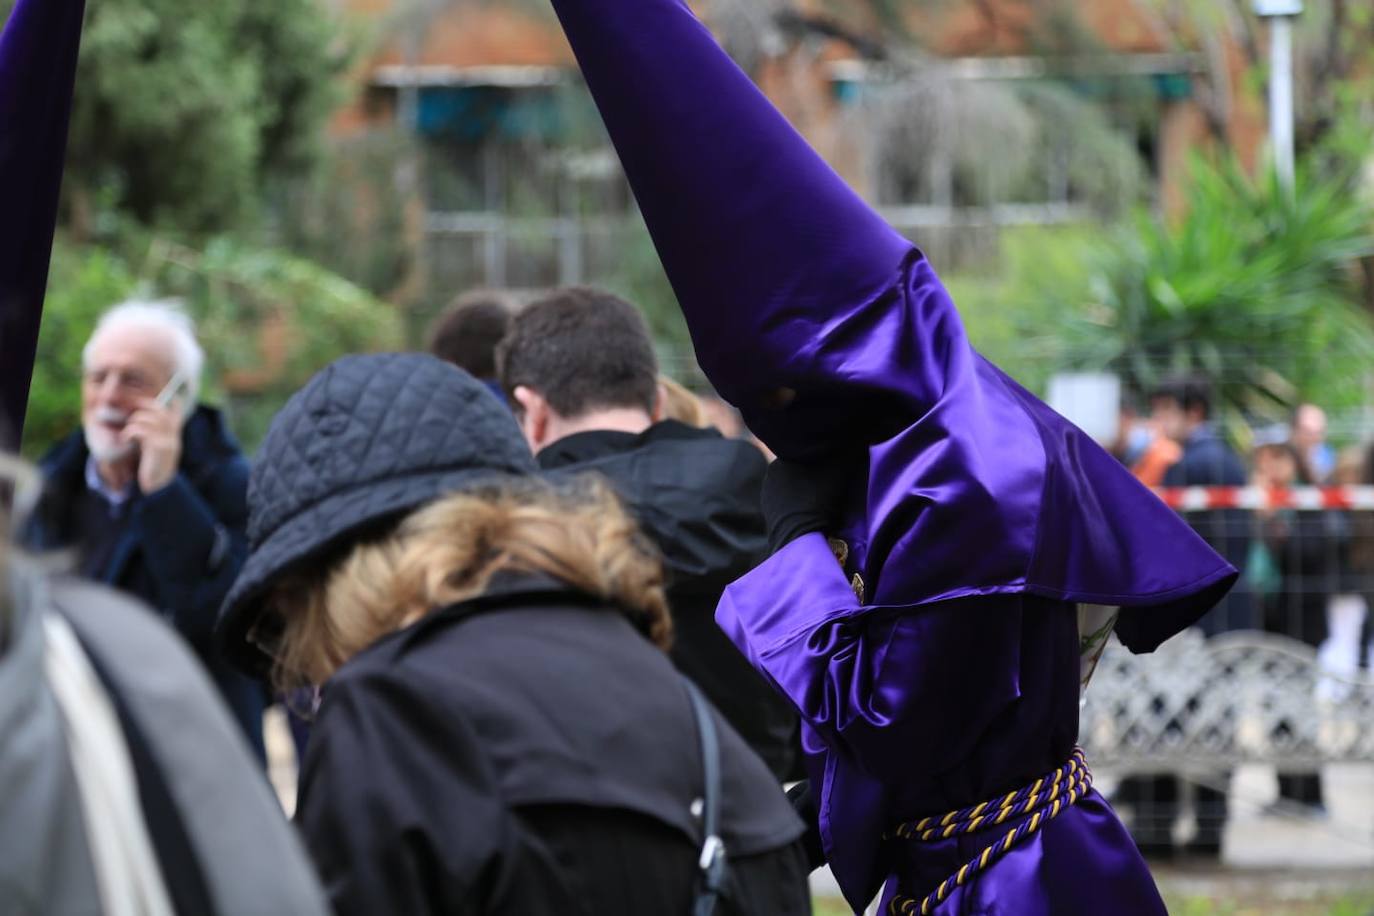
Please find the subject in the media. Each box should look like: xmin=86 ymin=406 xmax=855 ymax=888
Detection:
xmin=1253 ymin=0 xmax=1303 ymax=194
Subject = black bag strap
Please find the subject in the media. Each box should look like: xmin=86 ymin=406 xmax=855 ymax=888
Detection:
xmin=684 ymin=677 xmax=728 ymax=916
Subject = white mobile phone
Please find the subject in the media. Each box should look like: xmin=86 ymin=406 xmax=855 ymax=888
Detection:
xmin=155 ymin=369 xmax=191 ymax=410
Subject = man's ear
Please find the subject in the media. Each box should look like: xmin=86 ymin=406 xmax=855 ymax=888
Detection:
xmin=511 ymin=385 xmax=550 ymax=451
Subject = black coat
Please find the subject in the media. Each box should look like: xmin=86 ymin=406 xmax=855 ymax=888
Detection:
xmin=296 ymin=575 xmax=808 ymax=916
xmin=25 ymin=406 xmax=265 ymax=756
xmin=1163 ymin=424 xmax=1254 ymax=635
xmin=1261 ymin=508 xmax=1347 ymax=646
xmin=537 ymin=421 xmax=800 ymax=778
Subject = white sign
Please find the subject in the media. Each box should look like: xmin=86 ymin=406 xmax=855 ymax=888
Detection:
xmin=1253 ymin=0 xmax=1303 ymax=16
xmin=1048 ymin=373 xmax=1121 ymax=445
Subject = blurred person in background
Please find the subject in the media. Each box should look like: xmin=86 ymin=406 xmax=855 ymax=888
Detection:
xmin=215 ymin=354 xmax=809 ymax=915
xmin=1110 ymin=398 xmax=1146 ymax=463
xmin=699 ymin=394 xmax=775 ymax=462
xmin=1154 ymin=377 xmax=1248 ymax=492
xmin=1114 ymin=377 xmax=1253 ymax=858
xmin=1114 ymin=395 xmax=1181 ymax=487
xmin=22 ymin=300 xmax=265 ymax=759
xmin=426 ymin=288 xmax=516 ymax=401
xmin=657 ymin=374 xmax=709 ymax=428
xmin=1351 ymin=445 xmax=1374 ymax=671
xmin=497 ymin=288 xmax=800 ymax=779
xmin=0 ymin=458 xmax=327 ymax=916
xmin=1155 ymin=376 xmax=1253 ymax=633
xmin=1245 ymin=439 xmax=1307 ymax=608
xmin=1254 ymin=437 xmax=1339 ymax=811
xmin=1291 ymin=403 xmax=1335 ymax=483
xmin=698 ymin=394 xmax=745 ymax=439
xmin=1316 ymin=448 xmax=1369 ymax=694
xmin=1252 ymin=440 xmax=1310 ymax=492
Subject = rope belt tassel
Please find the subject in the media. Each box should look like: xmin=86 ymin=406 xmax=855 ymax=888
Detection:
xmin=887 ymin=748 xmax=1094 ymax=916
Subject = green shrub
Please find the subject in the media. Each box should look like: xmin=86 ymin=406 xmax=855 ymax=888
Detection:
xmin=1052 ymin=156 xmax=1374 ymax=421
xmin=945 ymin=155 xmax=1374 ymax=429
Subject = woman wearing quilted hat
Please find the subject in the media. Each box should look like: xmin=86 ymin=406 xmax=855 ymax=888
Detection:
xmin=216 ymin=353 xmax=809 ymax=916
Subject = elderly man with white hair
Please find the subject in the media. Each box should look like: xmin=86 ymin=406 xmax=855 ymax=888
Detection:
xmin=24 ymin=300 xmax=265 ymax=759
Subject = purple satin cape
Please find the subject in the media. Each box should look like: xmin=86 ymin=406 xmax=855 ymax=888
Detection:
xmin=548 ymin=0 xmax=1236 ymax=910
xmin=0 ymin=0 xmax=86 ymax=451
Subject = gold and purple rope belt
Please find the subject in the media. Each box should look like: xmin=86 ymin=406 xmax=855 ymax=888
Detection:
xmin=886 ymin=747 xmax=1094 ymax=916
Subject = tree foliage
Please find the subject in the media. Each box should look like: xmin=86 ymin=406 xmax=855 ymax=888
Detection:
xmin=1125 ymin=0 xmax=1374 ymax=154
xmin=277 ymin=128 xmax=417 ymax=300
xmin=1013 ymin=155 xmax=1374 ymax=422
xmin=0 ymin=0 xmax=350 ymax=234
xmin=942 ymin=225 xmax=1100 ymax=396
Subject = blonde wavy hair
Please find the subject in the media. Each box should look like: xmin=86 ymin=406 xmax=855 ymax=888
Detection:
xmin=267 ymin=477 xmax=671 ymax=690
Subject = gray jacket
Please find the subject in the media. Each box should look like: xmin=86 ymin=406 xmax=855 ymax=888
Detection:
xmin=0 ymin=563 xmax=327 ymax=916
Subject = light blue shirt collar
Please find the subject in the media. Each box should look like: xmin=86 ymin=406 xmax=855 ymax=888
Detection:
xmin=84 ymin=455 xmax=136 ymax=511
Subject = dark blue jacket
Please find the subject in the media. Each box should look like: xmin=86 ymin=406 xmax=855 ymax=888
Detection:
xmin=25 ymin=405 xmax=265 ymax=758
xmin=1162 ymin=423 xmax=1247 ymax=488
xmin=1164 ymin=423 xmax=1254 ymax=634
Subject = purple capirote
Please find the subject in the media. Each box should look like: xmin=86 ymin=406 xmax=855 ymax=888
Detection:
xmin=0 ymin=0 xmax=86 ymax=451
xmin=548 ymin=0 xmax=1236 ymax=910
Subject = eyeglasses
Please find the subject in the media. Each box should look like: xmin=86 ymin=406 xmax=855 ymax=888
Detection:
xmin=83 ymin=367 xmax=161 ymax=396
xmin=246 ymin=611 xmax=286 ymax=662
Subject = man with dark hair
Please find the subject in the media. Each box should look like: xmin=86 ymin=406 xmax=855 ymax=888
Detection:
xmin=497 ymin=286 xmax=800 ymax=779
xmin=499 ymin=287 xmax=659 ymax=431
xmin=1152 ymin=377 xmax=1251 ymax=621
xmin=426 ymin=290 xmax=515 ymax=389
xmin=1150 ymin=376 xmax=1244 ymax=489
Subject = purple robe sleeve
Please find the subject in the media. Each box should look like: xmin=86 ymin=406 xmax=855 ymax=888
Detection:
xmin=718 ymin=533 xmax=1022 ymax=784
xmin=719 ymin=533 xmax=1035 ymax=906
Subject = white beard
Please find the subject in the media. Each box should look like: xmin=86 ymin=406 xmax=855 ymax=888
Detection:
xmin=83 ymin=408 xmax=136 ymax=463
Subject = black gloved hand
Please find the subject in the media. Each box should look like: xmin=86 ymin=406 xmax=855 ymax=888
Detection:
xmin=785 ymin=780 xmax=827 ymax=872
xmin=761 ymin=457 xmax=851 ymax=554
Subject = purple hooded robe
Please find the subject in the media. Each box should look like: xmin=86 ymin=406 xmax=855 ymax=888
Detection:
xmin=547 ymin=0 xmax=1238 ymax=911
xmin=0 ymin=0 xmax=86 ymax=451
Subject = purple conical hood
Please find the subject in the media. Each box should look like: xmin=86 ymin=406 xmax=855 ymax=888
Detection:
xmin=0 ymin=0 xmax=86 ymax=451
xmin=552 ymin=5 xmax=1237 ymax=896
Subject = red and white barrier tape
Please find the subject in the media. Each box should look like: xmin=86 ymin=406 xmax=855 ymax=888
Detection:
xmin=1154 ymin=486 xmax=1374 ymax=511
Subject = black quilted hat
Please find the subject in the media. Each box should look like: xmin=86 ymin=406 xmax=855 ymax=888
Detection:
xmin=217 ymin=353 xmax=536 ymax=673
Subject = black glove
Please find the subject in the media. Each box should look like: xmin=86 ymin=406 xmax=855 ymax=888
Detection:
xmin=785 ymin=780 xmax=827 ymax=872
xmin=761 ymin=457 xmax=851 ymax=554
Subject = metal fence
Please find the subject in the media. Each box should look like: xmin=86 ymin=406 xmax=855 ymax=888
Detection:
xmin=420 ymin=202 xmax=1088 ymax=296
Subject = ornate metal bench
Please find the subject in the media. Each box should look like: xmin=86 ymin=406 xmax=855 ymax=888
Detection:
xmin=1081 ymin=629 xmax=1374 ymax=773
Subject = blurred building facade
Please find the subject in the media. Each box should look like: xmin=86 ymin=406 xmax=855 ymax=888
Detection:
xmin=329 ymin=0 xmax=1266 ymax=296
